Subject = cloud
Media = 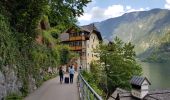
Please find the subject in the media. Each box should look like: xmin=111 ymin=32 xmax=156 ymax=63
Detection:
xmin=91 ymin=7 xmax=105 ymax=19
xmin=126 ymin=7 xmax=146 ymax=13
xmin=78 ymin=13 xmax=92 ymax=21
xmin=78 ymin=4 xmax=150 ymax=25
xmin=166 ymin=0 xmax=170 ymax=4
xmin=104 ymin=5 xmax=124 ymax=18
xmin=126 ymin=6 xmax=132 ymax=10
xmin=165 ymin=0 xmax=170 ymax=9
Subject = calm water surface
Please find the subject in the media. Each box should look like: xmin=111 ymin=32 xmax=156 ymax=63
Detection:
xmin=140 ymin=61 xmax=170 ymax=89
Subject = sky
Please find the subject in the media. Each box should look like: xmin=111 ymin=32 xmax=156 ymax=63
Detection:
xmin=78 ymin=0 xmax=170 ymax=25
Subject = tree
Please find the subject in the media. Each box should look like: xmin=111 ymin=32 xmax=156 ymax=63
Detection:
xmin=48 ymin=0 xmax=91 ymax=27
xmin=96 ymin=37 xmax=142 ymax=98
xmin=0 ymin=0 xmax=90 ymax=37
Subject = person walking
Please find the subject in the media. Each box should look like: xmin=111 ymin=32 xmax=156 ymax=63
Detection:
xmin=59 ymin=66 xmax=64 ymax=84
xmin=69 ymin=65 xmax=75 ymax=83
xmin=79 ymin=64 xmax=82 ymax=70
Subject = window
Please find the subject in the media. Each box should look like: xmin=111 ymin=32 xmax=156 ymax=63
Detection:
xmin=78 ymin=32 xmax=80 ymax=36
xmin=80 ymin=41 xmax=82 ymax=46
xmin=82 ymin=52 xmax=85 ymax=56
xmin=76 ymin=42 xmax=78 ymax=46
xmin=70 ymin=42 xmax=73 ymax=46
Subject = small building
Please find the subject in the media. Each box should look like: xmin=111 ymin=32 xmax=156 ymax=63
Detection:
xmin=109 ymin=76 xmax=170 ymax=100
xmin=130 ymin=76 xmax=151 ymax=99
xmin=60 ymin=24 xmax=102 ymax=70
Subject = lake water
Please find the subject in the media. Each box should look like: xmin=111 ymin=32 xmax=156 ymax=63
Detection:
xmin=140 ymin=61 xmax=170 ymax=89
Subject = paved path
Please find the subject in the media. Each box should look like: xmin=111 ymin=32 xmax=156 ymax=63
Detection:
xmin=25 ymin=73 xmax=79 ymax=100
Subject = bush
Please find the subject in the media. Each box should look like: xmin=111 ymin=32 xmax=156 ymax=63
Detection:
xmin=5 ymin=93 xmax=23 ymax=100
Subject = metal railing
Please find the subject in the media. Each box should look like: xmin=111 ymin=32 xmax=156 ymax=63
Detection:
xmin=78 ymin=73 xmax=103 ymax=100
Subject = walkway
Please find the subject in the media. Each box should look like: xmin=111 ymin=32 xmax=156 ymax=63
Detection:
xmin=25 ymin=73 xmax=79 ymax=100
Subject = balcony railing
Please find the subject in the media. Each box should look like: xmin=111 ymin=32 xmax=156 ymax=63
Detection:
xmin=70 ymin=46 xmax=85 ymax=51
xmin=80 ymin=56 xmax=86 ymax=60
xmin=78 ymin=73 xmax=103 ymax=100
xmin=69 ymin=36 xmax=86 ymax=41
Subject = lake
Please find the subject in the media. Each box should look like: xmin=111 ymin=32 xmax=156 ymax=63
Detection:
xmin=140 ymin=61 xmax=170 ymax=89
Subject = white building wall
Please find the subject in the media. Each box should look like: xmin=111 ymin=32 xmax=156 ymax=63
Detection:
xmin=141 ymin=80 xmax=149 ymax=98
xmin=86 ymin=33 xmax=100 ymax=70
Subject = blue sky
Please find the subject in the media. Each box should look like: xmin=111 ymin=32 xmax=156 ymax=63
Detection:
xmin=78 ymin=0 xmax=170 ymax=25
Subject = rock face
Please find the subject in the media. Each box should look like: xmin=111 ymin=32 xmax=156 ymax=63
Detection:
xmin=0 ymin=71 xmax=6 ymax=99
xmin=0 ymin=65 xmax=57 ymax=99
xmin=28 ymin=75 xmax=37 ymax=93
xmin=0 ymin=65 xmax=23 ymax=99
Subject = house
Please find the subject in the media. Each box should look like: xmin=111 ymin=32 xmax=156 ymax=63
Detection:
xmin=109 ymin=76 xmax=170 ymax=100
xmin=60 ymin=24 xmax=102 ymax=70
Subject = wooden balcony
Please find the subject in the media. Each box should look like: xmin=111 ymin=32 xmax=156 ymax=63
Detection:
xmin=70 ymin=46 xmax=83 ymax=51
xmin=80 ymin=56 xmax=86 ymax=60
xmin=69 ymin=36 xmax=86 ymax=41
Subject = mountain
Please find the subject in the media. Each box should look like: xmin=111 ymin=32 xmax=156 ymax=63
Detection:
xmin=93 ymin=8 xmax=170 ymax=62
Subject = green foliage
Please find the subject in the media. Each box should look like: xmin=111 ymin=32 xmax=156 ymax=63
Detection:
xmin=68 ymin=52 xmax=79 ymax=60
xmin=81 ymin=70 xmax=105 ymax=98
xmin=48 ymin=0 xmax=91 ymax=27
xmin=94 ymin=37 xmax=142 ymax=98
xmin=56 ymin=45 xmax=79 ymax=65
xmin=5 ymin=93 xmax=23 ymax=100
xmin=56 ymin=45 xmax=70 ymax=65
xmin=0 ymin=14 xmax=20 ymax=69
xmin=43 ymin=73 xmax=57 ymax=82
xmin=1 ymin=0 xmax=90 ymax=37
xmin=141 ymin=31 xmax=170 ymax=63
xmin=42 ymin=28 xmax=60 ymax=45
xmin=4 ymin=0 xmax=48 ymax=36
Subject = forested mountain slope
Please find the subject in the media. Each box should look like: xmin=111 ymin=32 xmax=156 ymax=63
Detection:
xmin=94 ymin=9 xmax=170 ymax=62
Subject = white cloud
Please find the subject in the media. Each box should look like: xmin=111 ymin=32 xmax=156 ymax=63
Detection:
xmin=126 ymin=8 xmax=145 ymax=13
xmin=126 ymin=6 xmax=132 ymax=10
xmin=78 ymin=3 xmax=150 ymax=25
xmin=165 ymin=0 xmax=170 ymax=9
xmin=91 ymin=7 xmax=105 ymax=19
xmin=78 ymin=13 xmax=92 ymax=21
xmin=104 ymin=5 xmax=124 ymax=18
xmin=166 ymin=0 xmax=170 ymax=4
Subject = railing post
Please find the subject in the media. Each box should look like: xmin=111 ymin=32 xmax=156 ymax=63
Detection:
xmin=78 ymin=73 xmax=103 ymax=100
xmin=87 ymin=87 xmax=90 ymax=100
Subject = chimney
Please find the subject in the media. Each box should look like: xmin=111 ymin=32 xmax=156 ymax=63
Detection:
xmin=130 ymin=76 xmax=151 ymax=99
